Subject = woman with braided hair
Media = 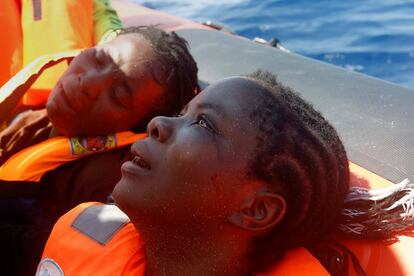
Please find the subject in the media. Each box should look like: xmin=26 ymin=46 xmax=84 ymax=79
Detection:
xmin=238 ymin=71 xmax=414 ymax=275
xmin=37 ymin=70 xmax=414 ymax=275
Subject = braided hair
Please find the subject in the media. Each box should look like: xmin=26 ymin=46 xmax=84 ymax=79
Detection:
xmin=245 ymin=70 xmax=414 ymax=274
xmin=118 ymin=26 xmax=200 ymax=123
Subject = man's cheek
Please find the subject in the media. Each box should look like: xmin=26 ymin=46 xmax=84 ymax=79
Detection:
xmin=46 ymin=97 xmax=62 ymax=124
xmin=46 ymin=86 xmax=59 ymax=109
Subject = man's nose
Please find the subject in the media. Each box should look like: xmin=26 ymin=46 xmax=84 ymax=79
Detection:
xmin=147 ymin=116 xmax=175 ymax=143
xmin=80 ymin=68 xmax=115 ymax=100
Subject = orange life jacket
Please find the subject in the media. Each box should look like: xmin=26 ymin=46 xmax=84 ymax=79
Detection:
xmin=37 ymin=202 xmax=145 ymax=276
xmin=344 ymin=163 xmax=414 ymax=276
xmin=38 ymin=202 xmax=329 ymax=276
xmin=0 ymin=131 xmax=145 ymax=182
xmin=0 ymin=0 xmax=22 ymax=88
xmin=38 ymin=163 xmax=414 ymax=276
xmin=21 ymin=0 xmax=95 ymax=106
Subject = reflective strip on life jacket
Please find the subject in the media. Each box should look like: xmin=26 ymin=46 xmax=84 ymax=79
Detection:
xmin=0 ymin=131 xmax=145 ymax=182
xmin=21 ymin=0 xmax=94 ymax=106
xmin=71 ymin=204 xmax=130 ymax=245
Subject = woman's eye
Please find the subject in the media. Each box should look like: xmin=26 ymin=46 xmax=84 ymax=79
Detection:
xmin=195 ymin=115 xmax=216 ymax=134
xmin=198 ymin=118 xmax=208 ymax=128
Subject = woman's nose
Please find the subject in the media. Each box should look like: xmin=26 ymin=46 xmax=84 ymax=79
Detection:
xmin=147 ymin=116 xmax=174 ymax=143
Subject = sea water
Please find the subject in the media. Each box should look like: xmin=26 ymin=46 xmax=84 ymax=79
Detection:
xmin=133 ymin=0 xmax=414 ymax=90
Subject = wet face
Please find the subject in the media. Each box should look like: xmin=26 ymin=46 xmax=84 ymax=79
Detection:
xmin=46 ymin=33 xmax=165 ymax=136
xmin=113 ymin=77 xmax=265 ymax=233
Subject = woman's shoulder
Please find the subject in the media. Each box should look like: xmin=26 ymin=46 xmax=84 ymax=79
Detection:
xmin=39 ymin=202 xmax=145 ymax=276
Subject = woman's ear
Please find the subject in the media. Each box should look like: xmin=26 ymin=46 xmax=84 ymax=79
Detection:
xmin=228 ymin=192 xmax=286 ymax=232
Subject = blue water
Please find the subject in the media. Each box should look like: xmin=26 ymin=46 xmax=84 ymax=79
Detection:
xmin=133 ymin=0 xmax=414 ymax=90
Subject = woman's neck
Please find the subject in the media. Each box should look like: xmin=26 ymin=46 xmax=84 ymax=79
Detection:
xmin=138 ymin=224 xmax=251 ymax=276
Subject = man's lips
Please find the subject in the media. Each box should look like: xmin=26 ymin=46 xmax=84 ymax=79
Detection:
xmin=55 ymin=83 xmax=77 ymax=115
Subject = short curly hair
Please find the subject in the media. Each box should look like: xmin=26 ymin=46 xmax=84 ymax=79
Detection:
xmin=245 ymin=70 xmax=350 ymax=272
xmin=118 ymin=26 xmax=200 ymax=129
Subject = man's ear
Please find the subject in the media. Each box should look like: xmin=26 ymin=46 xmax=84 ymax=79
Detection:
xmin=228 ymin=192 xmax=286 ymax=232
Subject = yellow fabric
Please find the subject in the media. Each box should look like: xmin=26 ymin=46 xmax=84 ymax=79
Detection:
xmin=0 ymin=0 xmax=122 ymax=106
xmin=21 ymin=0 xmax=94 ymax=106
xmin=0 ymin=131 xmax=145 ymax=182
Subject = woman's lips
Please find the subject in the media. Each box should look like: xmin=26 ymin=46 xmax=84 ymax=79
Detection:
xmin=123 ymin=140 xmax=153 ymax=176
xmin=121 ymin=159 xmax=151 ymax=176
xmin=132 ymin=155 xmax=151 ymax=170
xmin=121 ymin=150 xmax=152 ymax=177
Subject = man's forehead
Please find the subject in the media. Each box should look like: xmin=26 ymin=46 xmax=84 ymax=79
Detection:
xmin=105 ymin=36 xmax=156 ymax=80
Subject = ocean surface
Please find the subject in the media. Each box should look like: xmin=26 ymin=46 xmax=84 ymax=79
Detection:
xmin=133 ymin=0 xmax=414 ymax=90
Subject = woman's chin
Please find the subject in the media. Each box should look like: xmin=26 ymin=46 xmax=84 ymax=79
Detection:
xmin=111 ymin=179 xmax=130 ymax=212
